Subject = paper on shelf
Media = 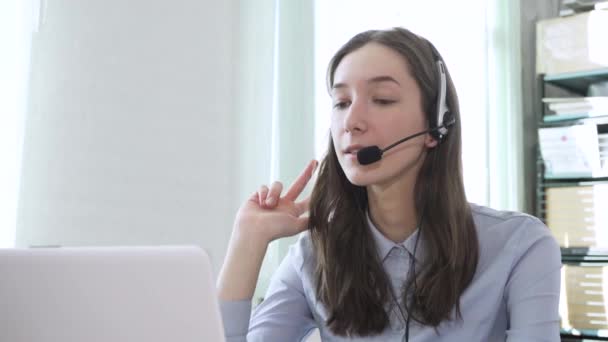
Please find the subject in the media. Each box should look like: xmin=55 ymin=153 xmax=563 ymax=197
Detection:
xmin=539 ymin=124 xmax=603 ymax=178
xmin=543 ymin=97 xmax=608 ymax=114
xmin=536 ymin=10 xmax=608 ymax=75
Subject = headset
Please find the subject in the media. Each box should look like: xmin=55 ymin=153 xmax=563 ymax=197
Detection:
xmin=429 ymin=59 xmax=454 ymax=143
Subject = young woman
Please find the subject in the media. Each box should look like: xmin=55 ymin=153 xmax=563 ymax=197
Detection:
xmin=217 ymin=27 xmax=561 ymax=341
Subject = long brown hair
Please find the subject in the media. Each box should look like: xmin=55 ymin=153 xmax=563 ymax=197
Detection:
xmin=308 ymin=27 xmax=479 ymax=337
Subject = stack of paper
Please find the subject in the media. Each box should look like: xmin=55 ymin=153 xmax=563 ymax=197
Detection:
xmin=536 ymin=10 xmax=608 ymax=75
xmin=543 ymin=97 xmax=608 ymax=121
xmin=561 ymin=264 xmax=608 ymax=331
xmin=538 ymin=124 xmax=606 ymax=178
xmin=546 ymin=184 xmax=608 ymax=248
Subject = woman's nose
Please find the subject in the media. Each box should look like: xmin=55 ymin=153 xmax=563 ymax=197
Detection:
xmin=344 ymin=99 xmax=368 ymax=133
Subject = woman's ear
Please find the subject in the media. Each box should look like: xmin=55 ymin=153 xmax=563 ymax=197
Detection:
xmin=425 ymin=134 xmax=439 ymax=148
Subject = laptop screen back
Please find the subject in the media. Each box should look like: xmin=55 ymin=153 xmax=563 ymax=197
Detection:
xmin=0 ymin=246 xmax=225 ymax=342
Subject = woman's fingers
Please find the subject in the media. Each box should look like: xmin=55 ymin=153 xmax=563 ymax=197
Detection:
xmin=284 ymin=160 xmax=318 ymax=202
xmin=266 ymin=181 xmax=283 ymax=207
xmin=252 ymin=159 xmax=317 ymax=212
xmin=258 ymin=185 xmax=269 ymax=205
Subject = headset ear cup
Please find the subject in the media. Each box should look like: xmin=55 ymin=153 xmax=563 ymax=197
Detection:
xmin=434 ymin=60 xmax=450 ymax=144
xmin=437 ymin=112 xmax=455 ymax=144
xmin=429 ymin=128 xmax=440 ymax=143
xmin=443 ymin=111 xmax=455 ymax=129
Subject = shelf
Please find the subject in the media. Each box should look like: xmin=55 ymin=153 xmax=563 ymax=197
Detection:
xmin=544 ymin=68 xmax=608 ymax=94
xmin=563 ymin=256 xmax=608 ymax=263
xmin=541 ymin=114 xmax=608 ymax=127
xmin=545 ymin=174 xmax=608 ymax=180
xmin=541 ymin=177 xmax=608 ymax=186
xmin=561 ymin=328 xmax=608 ymax=340
xmin=562 ymin=252 xmax=608 ymax=263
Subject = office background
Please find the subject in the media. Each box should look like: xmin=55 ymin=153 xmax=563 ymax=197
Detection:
xmin=5 ymin=1 xmax=606 ymax=340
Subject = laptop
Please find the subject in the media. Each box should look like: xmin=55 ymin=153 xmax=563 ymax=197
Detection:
xmin=0 ymin=245 xmax=226 ymax=342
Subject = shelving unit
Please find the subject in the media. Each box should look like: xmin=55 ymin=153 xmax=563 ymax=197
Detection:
xmin=536 ymin=68 xmax=608 ymax=341
xmin=545 ymin=68 xmax=608 ymax=94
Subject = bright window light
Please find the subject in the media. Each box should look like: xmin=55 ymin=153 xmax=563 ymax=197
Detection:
xmin=0 ymin=0 xmax=36 ymax=247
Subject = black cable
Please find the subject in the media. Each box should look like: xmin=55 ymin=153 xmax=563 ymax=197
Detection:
xmin=387 ymin=262 xmax=408 ymax=342
xmin=387 ymin=210 xmax=424 ymax=342
xmin=405 ymin=215 xmax=423 ymax=341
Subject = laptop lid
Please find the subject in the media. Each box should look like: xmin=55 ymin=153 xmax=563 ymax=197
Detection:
xmin=0 ymin=245 xmax=225 ymax=342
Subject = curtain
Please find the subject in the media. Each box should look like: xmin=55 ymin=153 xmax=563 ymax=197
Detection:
xmin=486 ymin=0 xmax=525 ymax=211
xmin=235 ymin=0 xmax=315 ymax=304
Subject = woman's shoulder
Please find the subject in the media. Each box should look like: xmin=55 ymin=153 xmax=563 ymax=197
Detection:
xmin=469 ymin=202 xmax=540 ymax=225
xmin=468 ymin=203 xmax=559 ymax=263
xmin=285 ymin=231 xmax=315 ymax=273
xmin=469 ymin=202 xmax=548 ymax=237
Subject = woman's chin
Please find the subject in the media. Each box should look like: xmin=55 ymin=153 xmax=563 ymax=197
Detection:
xmin=344 ymin=172 xmax=373 ymax=187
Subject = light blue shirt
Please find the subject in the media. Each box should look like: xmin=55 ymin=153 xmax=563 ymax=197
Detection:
xmin=220 ymin=203 xmax=561 ymax=341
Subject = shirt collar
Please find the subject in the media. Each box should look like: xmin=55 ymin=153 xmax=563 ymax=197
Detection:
xmin=366 ymin=211 xmax=426 ymax=263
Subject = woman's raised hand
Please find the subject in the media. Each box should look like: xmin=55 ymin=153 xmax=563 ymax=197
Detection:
xmin=233 ymin=159 xmax=318 ymax=244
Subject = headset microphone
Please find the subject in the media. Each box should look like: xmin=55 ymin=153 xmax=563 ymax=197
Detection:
xmin=356 ymin=124 xmax=452 ymax=165
xmin=356 ymin=60 xmax=454 ymax=166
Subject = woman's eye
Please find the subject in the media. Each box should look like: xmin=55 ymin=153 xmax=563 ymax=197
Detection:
xmin=333 ymin=101 xmax=350 ymax=110
xmin=374 ymin=99 xmax=396 ymax=105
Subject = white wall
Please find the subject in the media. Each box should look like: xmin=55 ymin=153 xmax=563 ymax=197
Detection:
xmin=16 ymin=0 xmax=237 ymax=275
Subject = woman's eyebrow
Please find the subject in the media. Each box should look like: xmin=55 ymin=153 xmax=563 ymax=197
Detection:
xmin=332 ymin=75 xmax=401 ymax=90
xmin=367 ymin=75 xmax=401 ymax=86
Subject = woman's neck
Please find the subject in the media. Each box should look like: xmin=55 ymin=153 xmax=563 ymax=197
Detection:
xmin=367 ymin=176 xmax=418 ymax=243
